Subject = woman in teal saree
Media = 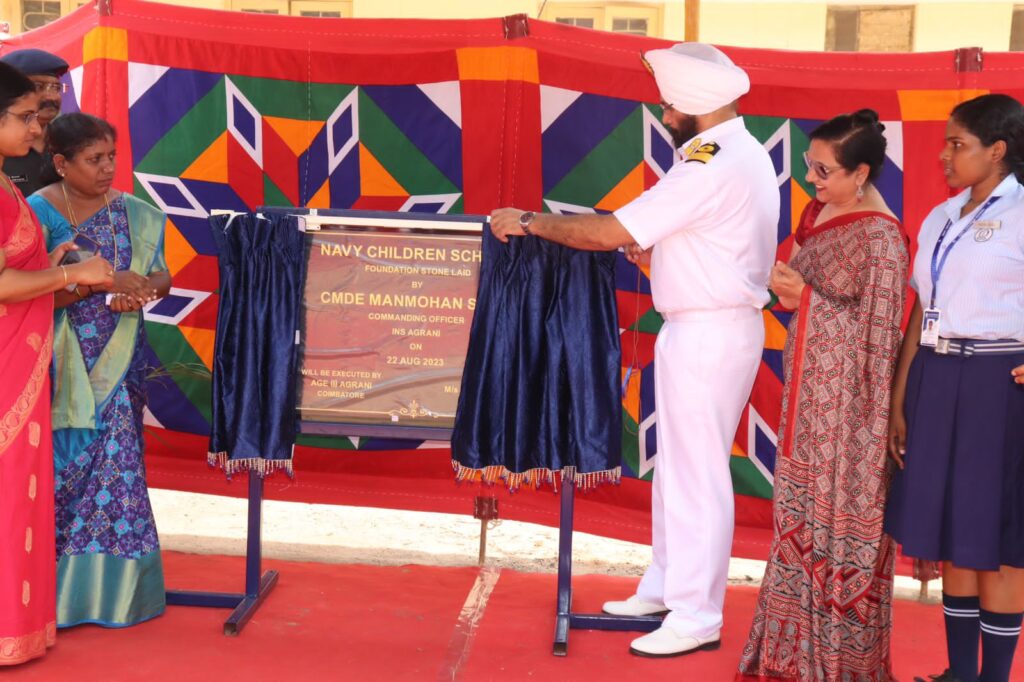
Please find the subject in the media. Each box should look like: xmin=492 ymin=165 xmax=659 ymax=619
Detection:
xmin=29 ymin=113 xmax=171 ymax=628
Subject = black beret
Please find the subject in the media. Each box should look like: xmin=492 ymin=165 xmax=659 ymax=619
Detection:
xmin=0 ymin=49 xmax=69 ymax=77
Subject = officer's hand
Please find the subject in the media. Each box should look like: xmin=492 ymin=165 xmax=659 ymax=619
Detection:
xmin=624 ymin=243 xmax=650 ymax=266
xmin=770 ymin=261 xmax=805 ymax=309
xmin=1013 ymin=364 xmax=1024 ymax=385
xmin=489 ymin=208 xmax=528 ymax=243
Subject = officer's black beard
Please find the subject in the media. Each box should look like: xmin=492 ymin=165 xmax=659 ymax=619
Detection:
xmin=670 ymin=115 xmax=698 ymax=148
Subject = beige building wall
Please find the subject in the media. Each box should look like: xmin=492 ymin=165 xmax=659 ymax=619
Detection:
xmin=699 ymin=3 xmax=827 ymax=50
xmin=913 ymin=2 xmax=1013 ymax=52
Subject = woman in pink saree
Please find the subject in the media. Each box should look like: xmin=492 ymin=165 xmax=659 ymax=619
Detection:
xmin=738 ymin=110 xmax=908 ymax=681
xmin=0 ymin=62 xmax=111 ymax=666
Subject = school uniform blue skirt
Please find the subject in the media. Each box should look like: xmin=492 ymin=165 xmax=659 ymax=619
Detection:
xmin=884 ymin=345 xmax=1024 ymax=570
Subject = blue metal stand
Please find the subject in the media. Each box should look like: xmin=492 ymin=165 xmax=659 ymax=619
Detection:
xmin=553 ymin=477 xmax=662 ymax=656
xmin=165 ymin=472 xmax=279 ymax=636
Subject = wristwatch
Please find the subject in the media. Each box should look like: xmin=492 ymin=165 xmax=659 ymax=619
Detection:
xmin=519 ymin=211 xmax=535 ymax=236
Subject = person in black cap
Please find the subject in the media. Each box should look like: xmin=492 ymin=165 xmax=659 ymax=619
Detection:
xmin=0 ymin=48 xmax=69 ymax=196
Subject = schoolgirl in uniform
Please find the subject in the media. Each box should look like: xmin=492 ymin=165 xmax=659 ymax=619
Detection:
xmin=886 ymin=93 xmax=1024 ymax=682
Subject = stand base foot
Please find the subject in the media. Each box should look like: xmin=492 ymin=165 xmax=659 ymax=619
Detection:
xmin=570 ymin=613 xmax=663 ymax=631
xmin=553 ymin=613 xmax=570 ymax=656
xmin=225 ymin=570 xmax=279 ymax=636
xmin=165 ymin=569 xmax=279 ymax=637
xmin=552 ymin=611 xmax=664 ymax=655
xmin=166 ymin=589 xmax=243 ymax=609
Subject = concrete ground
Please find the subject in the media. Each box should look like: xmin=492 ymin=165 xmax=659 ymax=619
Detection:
xmin=149 ymin=488 xmax=940 ymax=603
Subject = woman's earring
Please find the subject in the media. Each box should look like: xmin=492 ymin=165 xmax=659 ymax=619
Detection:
xmin=856 ymin=184 xmax=864 ymax=201
xmin=58 ymin=169 xmax=65 ymax=177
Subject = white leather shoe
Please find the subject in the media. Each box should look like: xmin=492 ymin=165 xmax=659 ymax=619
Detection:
xmin=629 ymin=625 xmax=721 ymax=658
xmin=601 ymin=595 xmax=669 ymax=617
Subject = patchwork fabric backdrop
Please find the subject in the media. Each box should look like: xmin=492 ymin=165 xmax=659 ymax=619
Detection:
xmin=538 ymin=100 xmax=904 ymax=506
xmin=126 ymin=74 xmax=467 ymax=439
xmin=10 ymin=1 xmax=1024 ymax=528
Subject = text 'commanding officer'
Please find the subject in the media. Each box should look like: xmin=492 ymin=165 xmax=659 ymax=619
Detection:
xmin=490 ymin=43 xmax=779 ymax=659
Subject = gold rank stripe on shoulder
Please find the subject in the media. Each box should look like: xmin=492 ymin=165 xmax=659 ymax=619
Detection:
xmin=683 ymin=138 xmax=722 ymax=164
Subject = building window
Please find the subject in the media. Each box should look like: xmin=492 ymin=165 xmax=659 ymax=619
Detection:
xmin=555 ymin=17 xmax=596 ymax=29
xmin=21 ymin=0 xmax=61 ymax=30
xmin=231 ymin=0 xmax=288 ymax=13
xmin=1011 ymin=6 xmax=1024 ymax=51
xmin=548 ymin=5 xmax=604 ymax=30
xmin=291 ymin=1 xmax=351 ymax=18
xmin=826 ymin=5 xmax=914 ymax=52
xmin=542 ymin=3 xmax=661 ymax=38
xmin=611 ymin=17 xmax=648 ymax=36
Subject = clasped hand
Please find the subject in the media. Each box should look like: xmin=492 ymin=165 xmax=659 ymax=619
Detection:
xmin=769 ymin=261 xmax=806 ymax=309
xmin=102 ymin=271 xmax=157 ymax=312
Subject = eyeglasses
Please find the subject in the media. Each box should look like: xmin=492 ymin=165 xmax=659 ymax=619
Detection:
xmin=1 ymin=110 xmax=40 ymax=126
xmin=33 ymin=81 xmax=68 ymax=94
xmin=659 ymin=101 xmax=675 ymax=113
xmin=802 ymin=150 xmax=843 ymax=179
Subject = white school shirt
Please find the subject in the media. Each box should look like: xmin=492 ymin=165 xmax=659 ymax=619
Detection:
xmin=614 ymin=116 xmax=779 ymax=314
xmin=911 ymin=173 xmax=1024 ymax=341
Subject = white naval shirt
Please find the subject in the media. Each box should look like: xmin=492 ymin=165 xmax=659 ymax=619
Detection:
xmin=910 ymin=172 xmax=1024 ymax=341
xmin=614 ymin=116 xmax=779 ymax=313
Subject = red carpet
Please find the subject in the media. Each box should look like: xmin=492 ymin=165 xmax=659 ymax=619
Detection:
xmin=5 ymin=550 xmax=1004 ymax=681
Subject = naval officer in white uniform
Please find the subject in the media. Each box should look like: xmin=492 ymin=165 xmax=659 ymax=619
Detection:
xmin=490 ymin=42 xmax=779 ymax=658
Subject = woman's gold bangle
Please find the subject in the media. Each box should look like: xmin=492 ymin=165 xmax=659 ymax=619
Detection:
xmin=59 ymin=265 xmax=68 ymax=286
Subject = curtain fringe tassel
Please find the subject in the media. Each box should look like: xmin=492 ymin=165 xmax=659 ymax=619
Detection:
xmin=450 ymin=461 xmax=621 ymax=493
xmin=208 ymin=451 xmax=294 ymax=478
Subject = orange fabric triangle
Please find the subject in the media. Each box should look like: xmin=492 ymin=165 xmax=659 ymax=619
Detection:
xmin=791 ymin=177 xmax=812 ymax=235
xmin=181 ymin=133 xmax=228 ymax=184
xmin=264 ymin=116 xmax=324 ymax=157
xmin=163 ymin=219 xmax=196 ymax=277
xmin=595 ymin=163 xmax=644 ymax=212
xmin=306 ymin=180 xmax=332 ymax=209
xmin=359 ymin=144 xmax=407 ymax=197
xmin=763 ymin=309 xmax=788 ymax=351
xmin=178 ymin=325 xmax=216 ymax=371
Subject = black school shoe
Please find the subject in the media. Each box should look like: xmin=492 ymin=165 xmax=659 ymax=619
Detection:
xmin=913 ymin=670 xmax=964 ymax=682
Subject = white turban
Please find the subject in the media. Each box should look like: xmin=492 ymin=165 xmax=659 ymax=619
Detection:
xmin=643 ymin=43 xmax=750 ymax=116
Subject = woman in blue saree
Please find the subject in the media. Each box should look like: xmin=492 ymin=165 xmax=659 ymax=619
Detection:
xmin=28 ymin=113 xmax=171 ymax=628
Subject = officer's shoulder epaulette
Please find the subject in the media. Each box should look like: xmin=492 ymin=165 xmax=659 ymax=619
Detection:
xmin=683 ymin=138 xmax=722 ymax=164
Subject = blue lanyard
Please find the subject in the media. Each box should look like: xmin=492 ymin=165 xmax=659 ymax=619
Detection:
xmin=929 ymin=194 xmax=1000 ymax=308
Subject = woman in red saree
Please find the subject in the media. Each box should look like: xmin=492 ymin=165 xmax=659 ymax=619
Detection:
xmin=0 ymin=62 xmax=111 ymax=666
xmin=738 ymin=110 xmax=908 ymax=681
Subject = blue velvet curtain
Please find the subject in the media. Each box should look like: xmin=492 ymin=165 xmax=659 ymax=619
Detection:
xmin=208 ymin=212 xmax=308 ymax=476
xmin=451 ymin=228 xmax=622 ymax=490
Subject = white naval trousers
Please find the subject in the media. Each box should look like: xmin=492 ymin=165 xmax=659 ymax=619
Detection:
xmin=635 ymin=306 xmax=764 ymax=638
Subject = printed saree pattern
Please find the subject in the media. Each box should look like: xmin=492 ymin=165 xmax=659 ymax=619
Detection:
xmin=739 ymin=202 xmax=908 ymax=682
xmin=34 ymin=193 xmax=167 ymax=627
